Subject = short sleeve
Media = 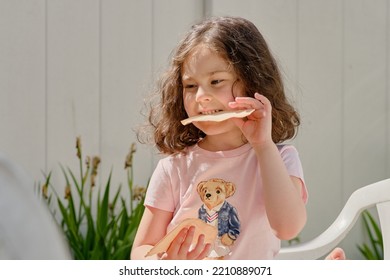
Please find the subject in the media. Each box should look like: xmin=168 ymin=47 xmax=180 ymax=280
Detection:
xmin=144 ymin=159 xmax=176 ymax=212
xmin=279 ymin=145 xmax=308 ymax=203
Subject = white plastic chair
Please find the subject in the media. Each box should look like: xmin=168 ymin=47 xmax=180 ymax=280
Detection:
xmin=275 ymin=178 xmax=390 ymax=260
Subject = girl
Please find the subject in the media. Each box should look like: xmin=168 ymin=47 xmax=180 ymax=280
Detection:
xmin=131 ymin=16 xmax=307 ymax=260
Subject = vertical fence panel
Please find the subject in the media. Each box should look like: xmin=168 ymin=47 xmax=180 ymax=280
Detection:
xmin=0 ymin=0 xmax=46 ymax=180
xmin=297 ymin=0 xmax=344 ymax=245
xmin=152 ymin=0 xmax=204 ymax=73
xmin=343 ymin=0 xmax=388 ymax=259
xmin=46 ymin=0 xmax=100 ymax=183
xmin=100 ymin=0 xmax=153 ymax=192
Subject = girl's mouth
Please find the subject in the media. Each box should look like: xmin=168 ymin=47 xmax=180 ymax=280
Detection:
xmin=200 ymin=109 xmax=223 ymax=115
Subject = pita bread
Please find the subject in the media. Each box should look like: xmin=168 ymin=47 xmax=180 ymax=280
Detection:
xmin=181 ymin=109 xmax=255 ymax=126
xmin=145 ymin=218 xmax=217 ymax=257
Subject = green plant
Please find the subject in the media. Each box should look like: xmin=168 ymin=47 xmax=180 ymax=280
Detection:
xmin=40 ymin=138 xmax=146 ymax=259
xmin=357 ymin=210 xmax=383 ymax=260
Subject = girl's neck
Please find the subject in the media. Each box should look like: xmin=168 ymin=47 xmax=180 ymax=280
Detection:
xmin=198 ymin=134 xmax=248 ymax=152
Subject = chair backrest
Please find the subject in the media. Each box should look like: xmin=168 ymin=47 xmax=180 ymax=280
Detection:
xmin=276 ymin=178 xmax=390 ymax=259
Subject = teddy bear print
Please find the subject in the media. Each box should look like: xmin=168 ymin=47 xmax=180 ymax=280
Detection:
xmin=197 ymin=178 xmax=240 ymax=258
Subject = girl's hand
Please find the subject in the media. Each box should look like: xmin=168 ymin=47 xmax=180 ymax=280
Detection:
xmin=229 ymin=93 xmax=273 ymax=146
xmin=158 ymin=226 xmax=212 ymax=260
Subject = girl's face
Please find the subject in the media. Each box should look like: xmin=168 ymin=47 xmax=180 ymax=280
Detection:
xmin=181 ymin=46 xmax=246 ymax=138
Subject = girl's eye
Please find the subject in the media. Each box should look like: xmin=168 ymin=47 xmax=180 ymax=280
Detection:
xmin=211 ymin=79 xmax=224 ymax=85
xmin=184 ymin=84 xmax=197 ymax=89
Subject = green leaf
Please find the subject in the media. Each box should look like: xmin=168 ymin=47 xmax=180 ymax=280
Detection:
xmin=67 ymin=167 xmax=83 ymax=200
xmin=97 ymin=173 xmax=112 ymax=237
xmin=366 ymin=211 xmax=383 ymax=244
xmin=117 ymin=199 xmax=129 ymax=239
xmin=57 ymin=197 xmax=80 ymax=249
xmin=357 ymin=210 xmax=384 ymax=260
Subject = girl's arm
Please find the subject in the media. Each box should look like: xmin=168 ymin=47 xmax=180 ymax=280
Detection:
xmin=254 ymin=143 xmax=307 ymax=240
xmin=230 ymin=93 xmax=306 ymax=240
xmin=131 ymin=206 xmax=171 ymax=259
xmin=131 ymin=206 xmax=211 ymax=259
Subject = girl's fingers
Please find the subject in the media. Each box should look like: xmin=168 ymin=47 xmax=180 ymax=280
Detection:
xmin=230 ymin=96 xmax=268 ymax=120
xmin=166 ymin=227 xmax=189 ymax=256
xmin=195 ymin=242 xmax=212 ymax=260
xmin=229 ymin=93 xmax=269 ymax=110
xmin=162 ymin=226 xmax=212 ymax=260
xmin=186 ymin=233 xmax=209 ymax=259
xmin=198 ymin=243 xmax=211 ymax=260
xmin=254 ymin=92 xmax=266 ymax=105
xmin=177 ymin=226 xmax=195 ymax=256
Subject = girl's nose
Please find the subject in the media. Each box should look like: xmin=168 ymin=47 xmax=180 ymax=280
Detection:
xmin=195 ymin=87 xmax=211 ymax=103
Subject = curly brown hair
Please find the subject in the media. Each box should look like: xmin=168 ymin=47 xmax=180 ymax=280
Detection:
xmin=139 ymin=16 xmax=300 ymax=155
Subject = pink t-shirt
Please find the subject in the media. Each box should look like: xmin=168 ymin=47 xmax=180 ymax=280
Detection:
xmin=144 ymin=143 xmax=307 ymax=259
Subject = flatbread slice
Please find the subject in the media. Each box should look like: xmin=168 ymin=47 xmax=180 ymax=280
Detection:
xmin=181 ymin=109 xmax=255 ymax=126
xmin=145 ymin=218 xmax=217 ymax=257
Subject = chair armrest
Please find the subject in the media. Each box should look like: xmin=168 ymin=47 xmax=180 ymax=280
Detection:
xmin=275 ymin=179 xmax=390 ymax=259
